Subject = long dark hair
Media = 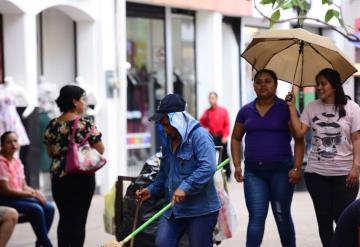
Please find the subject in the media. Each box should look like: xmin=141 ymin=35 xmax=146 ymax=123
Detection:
xmin=55 ymin=85 xmax=85 ymax=112
xmin=316 ymin=68 xmax=347 ymax=119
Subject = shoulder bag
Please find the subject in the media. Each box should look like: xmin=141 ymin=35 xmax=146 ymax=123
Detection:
xmin=65 ymin=117 xmax=106 ymax=174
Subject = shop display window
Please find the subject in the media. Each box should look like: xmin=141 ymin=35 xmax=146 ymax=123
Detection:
xmin=126 ymin=12 xmax=166 ymax=174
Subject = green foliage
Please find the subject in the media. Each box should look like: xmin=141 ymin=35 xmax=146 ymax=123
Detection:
xmin=325 ymin=9 xmax=340 ymax=22
xmin=298 ymin=9 xmax=305 ymax=26
xmin=257 ymin=0 xmax=357 ymax=42
xmin=270 ymin=9 xmax=281 ymax=27
xmin=260 ymin=0 xmax=276 ymax=5
xmin=282 ymin=0 xmax=294 ymax=10
xmin=271 ymin=9 xmax=281 ymax=22
xmin=259 ymin=0 xmax=344 ymax=28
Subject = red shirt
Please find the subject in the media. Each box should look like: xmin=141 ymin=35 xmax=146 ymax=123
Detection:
xmin=200 ymin=105 xmax=230 ymax=138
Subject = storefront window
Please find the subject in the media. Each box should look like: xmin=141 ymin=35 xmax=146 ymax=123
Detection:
xmin=126 ymin=16 xmax=166 ymax=174
xmin=171 ymin=12 xmax=196 ymax=116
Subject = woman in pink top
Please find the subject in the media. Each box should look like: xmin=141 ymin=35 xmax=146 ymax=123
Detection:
xmin=0 ymin=131 xmax=54 ymax=247
xmin=287 ymin=68 xmax=360 ymax=247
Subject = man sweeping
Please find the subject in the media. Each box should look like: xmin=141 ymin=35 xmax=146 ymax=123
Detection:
xmin=136 ymin=93 xmax=220 ymax=247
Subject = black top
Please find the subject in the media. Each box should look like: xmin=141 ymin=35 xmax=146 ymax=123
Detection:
xmin=333 ymin=199 xmax=360 ymax=247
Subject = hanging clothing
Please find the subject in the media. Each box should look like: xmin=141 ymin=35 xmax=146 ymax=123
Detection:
xmin=0 ymin=93 xmax=30 ymax=146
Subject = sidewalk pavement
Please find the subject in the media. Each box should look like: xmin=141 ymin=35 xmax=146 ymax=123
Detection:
xmin=8 ymin=179 xmax=322 ymax=247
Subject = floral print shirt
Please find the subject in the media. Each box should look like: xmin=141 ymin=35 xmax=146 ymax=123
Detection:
xmin=43 ymin=117 xmax=102 ymax=177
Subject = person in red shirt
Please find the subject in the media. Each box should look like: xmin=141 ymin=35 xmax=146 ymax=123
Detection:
xmin=200 ymin=92 xmax=231 ymax=180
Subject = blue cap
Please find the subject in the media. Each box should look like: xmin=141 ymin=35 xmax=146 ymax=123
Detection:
xmin=149 ymin=94 xmax=186 ymax=121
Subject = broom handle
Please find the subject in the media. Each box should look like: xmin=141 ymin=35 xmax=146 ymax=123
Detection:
xmin=129 ymin=199 xmax=142 ymax=247
xmin=118 ymin=203 xmax=172 ymax=246
xmin=115 ymin=158 xmax=230 ymax=246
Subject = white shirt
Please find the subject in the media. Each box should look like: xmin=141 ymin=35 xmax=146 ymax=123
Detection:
xmin=301 ymin=99 xmax=360 ymax=176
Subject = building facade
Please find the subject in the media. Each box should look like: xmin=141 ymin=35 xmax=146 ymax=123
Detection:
xmin=0 ymin=0 xmax=250 ymax=193
xmin=0 ymin=0 xmax=356 ymax=193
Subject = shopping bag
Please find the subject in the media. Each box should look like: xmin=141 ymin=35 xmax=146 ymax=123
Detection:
xmin=65 ymin=116 xmax=106 ymax=174
xmin=213 ymin=171 xmax=238 ymax=241
xmin=103 ymin=184 xmax=116 ymax=235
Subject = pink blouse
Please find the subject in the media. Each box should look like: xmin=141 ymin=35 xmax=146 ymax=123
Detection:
xmin=0 ymin=155 xmax=25 ymax=191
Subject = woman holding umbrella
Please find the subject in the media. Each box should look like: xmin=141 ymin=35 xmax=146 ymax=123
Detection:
xmin=231 ymin=69 xmax=305 ymax=247
xmin=286 ymin=68 xmax=360 ymax=247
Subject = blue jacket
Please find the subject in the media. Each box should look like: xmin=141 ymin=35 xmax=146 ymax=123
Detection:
xmin=147 ymin=111 xmax=220 ymax=219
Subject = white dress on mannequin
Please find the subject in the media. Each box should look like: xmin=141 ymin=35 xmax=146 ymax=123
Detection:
xmin=0 ymin=77 xmax=33 ymax=145
xmin=73 ymin=76 xmax=103 ymax=116
xmin=38 ymin=76 xmax=59 ymax=119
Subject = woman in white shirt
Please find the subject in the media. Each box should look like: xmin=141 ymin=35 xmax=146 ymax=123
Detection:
xmin=286 ymin=68 xmax=360 ymax=247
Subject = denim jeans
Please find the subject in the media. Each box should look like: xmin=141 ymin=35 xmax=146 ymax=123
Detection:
xmin=155 ymin=211 xmax=219 ymax=247
xmin=244 ymin=160 xmax=295 ymax=247
xmin=0 ymin=197 xmax=54 ymax=247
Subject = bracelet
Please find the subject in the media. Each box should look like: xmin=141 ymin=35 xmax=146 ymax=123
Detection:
xmin=293 ymin=167 xmax=300 ymax=172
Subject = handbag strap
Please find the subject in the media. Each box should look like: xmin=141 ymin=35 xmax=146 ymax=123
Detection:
xmin=70 ymin=116 xmax=91 ymax=145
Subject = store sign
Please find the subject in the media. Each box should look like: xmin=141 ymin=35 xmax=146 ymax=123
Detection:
xmin=126 ymin=132 xmax=152 ymax=149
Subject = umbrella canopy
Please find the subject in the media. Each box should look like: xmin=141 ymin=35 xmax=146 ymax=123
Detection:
xmin=241 ymin=28 xmax=357 ymax=87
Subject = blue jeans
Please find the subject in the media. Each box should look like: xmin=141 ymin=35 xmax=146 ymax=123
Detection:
xmin=156 ymin=211 xmax=219 ymax=247
xmin=244 ymin=161 xmax=295 ymax=247
xmin=0 ymin=197 xmax=54 ymax=247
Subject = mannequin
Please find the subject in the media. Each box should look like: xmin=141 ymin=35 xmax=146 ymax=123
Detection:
xmin=1 ymin=77 xmax=35 ymax=118
xmin=0 ymin=77 xmax=32 ymax=145
xmin=73 ymin=76 xmax=103 ymax=116
xmin=38 ymin=76 xmax=59 ymax=118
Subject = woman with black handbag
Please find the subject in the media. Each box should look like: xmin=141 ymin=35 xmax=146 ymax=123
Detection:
xmin=44 ymin=85 xmax=105 ymax=247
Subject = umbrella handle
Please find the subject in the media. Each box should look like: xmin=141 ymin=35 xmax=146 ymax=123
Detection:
xmin=291 ymin=40 xmax=305 ymax=89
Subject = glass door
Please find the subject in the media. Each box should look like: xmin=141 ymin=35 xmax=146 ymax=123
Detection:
xmin=126 ymin=3 xmax=166 ymax=175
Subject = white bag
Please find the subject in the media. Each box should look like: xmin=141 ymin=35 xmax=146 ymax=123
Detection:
xmin=213 ymin=172 xmax=238 ymax=241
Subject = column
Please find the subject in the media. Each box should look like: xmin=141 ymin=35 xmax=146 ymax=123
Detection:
xmin=195 ymin=11 xmax=223 ymax=118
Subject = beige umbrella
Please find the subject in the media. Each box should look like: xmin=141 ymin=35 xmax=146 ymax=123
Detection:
xmin=241 ymin=28 xmax=357 ymax=87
